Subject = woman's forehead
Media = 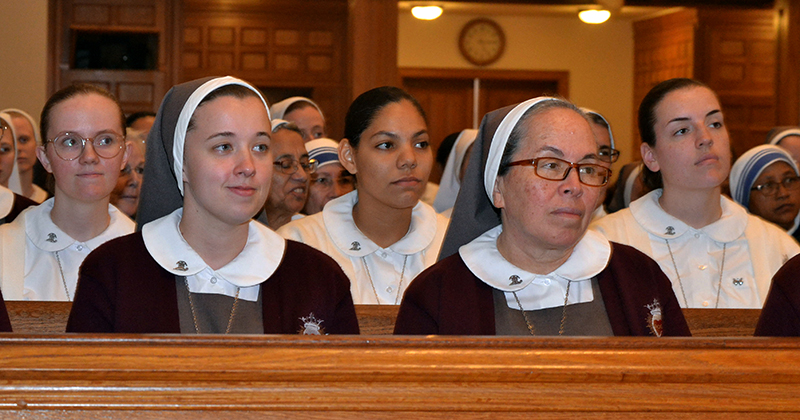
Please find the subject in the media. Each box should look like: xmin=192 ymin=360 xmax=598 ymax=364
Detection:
xmin=516 ymin=108 xmax=595 ymax=154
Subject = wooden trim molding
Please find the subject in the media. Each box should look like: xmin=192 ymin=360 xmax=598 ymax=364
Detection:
xmin=400 ymin=67 xmax=570 ymax=97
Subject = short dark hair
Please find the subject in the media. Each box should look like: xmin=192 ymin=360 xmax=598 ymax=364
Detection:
xmin=343 ymin=86 xmax=427 ymax=148
xmin=126 ymin=111 xmax=156 ymax=128
xmin=40 ymin=83 xmax=126 ymax=142
xmin=638 ymin=78 xmax=710 ymax=190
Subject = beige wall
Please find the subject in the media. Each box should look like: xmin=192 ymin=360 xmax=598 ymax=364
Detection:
xmin=0 ymin=0 xmax=49 ymax=124
xmin=399 ymin=12 xmax=637 ymax=167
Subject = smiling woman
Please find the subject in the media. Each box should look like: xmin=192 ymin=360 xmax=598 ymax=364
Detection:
xmin=591 ymin=78 xmax=800 ymax=309
xmin=66 ymin=76 xmax=359 ymax=334
xmin=279 ymin=86 xmax=450 ymax=305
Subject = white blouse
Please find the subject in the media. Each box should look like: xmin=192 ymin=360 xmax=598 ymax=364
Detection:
xmin=0 ymin=198 xmax=135 ymax=301
xmin=460 ymin=225 xmax=611 ymax=311
xmin=142 ymin=208 xmax=287 ymax=302
xmin=278 ymin=190 xmax=449 ymax=304
xmin=591 ymin=189 xmax=800 ymax=308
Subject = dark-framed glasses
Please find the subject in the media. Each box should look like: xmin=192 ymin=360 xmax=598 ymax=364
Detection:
xmin=273 ymin=157 xmax=318 ymax=175
xmin=506 ymin=156 xmax=612 ymax=187
xmin=751 ymin=176 xmax=800 ymax=196
xmin=46 ymin=132 xmax=125 ymax=161
xmin=598 ymin=146 xmax=620 ymax=163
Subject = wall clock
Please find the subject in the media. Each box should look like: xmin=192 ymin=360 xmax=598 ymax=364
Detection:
xmin=459 ymin=18 xmax=505 ymax=66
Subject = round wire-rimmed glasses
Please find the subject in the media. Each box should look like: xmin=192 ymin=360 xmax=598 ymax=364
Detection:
xmin=506 ymin=156 xmax=612 ymax=186
xmin=46 ymin=132 xmax=125 ymax=161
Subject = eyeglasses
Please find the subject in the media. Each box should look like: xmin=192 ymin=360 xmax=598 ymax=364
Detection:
xmin=121 ymin=163 xmax=145 ymax=177
xmin=273 ymin=157 xmax=318 ymax=175
xmin=506 ymin=156 xmax=612 ymax=187
xmin=598 ymin=146 xmax=620 ymax=163
xmin=46 ymin=132 xmax=125 ymax=161
xmin=0 ymin=121 xmax=8 ymax=140
xmin=311 ymin=172 xmax=355 ymax=189
xmin=751 ymin=176 xmax=800 ymax=196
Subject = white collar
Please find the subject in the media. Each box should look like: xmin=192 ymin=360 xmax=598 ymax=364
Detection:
xmin=322 ymin=190 xmax=440 ymax=256
xmin=142 ymin=208 xmax=287 ymax=288
xmin=459 ymin=225 xmax=610 ymax=310
xmin=630 ymin=189 xmax=748 ymax=242
xmin=0 ymin=185 xmax=14 ymax=219
xmin=27 ymin=198 xmax=134 ymax=252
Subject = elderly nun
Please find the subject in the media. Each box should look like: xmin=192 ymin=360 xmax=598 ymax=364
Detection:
xmin=394 ymin=97 xmax=689 ymax=336
xmin=67 ymin=76 xmax=358 ymax=334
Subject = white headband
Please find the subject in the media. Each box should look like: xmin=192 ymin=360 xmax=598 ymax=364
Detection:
xmin=172 ymin=76 xmax=270 ymax=195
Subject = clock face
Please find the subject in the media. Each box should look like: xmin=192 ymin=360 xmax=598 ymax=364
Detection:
xmin=459 ymin=19 xmax=505 ymax=66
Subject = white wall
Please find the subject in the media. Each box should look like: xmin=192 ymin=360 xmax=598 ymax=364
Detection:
xmin=399 ymin=12 xmax=637 ymax=166
xmin=0 ymin=0 xmax=49 ymax=123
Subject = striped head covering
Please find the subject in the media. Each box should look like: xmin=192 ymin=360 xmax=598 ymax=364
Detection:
xmin=766 ymin=126 xmax=800 ymax=146
xmin=730 ymin=144 xmax=799 ymax=209
xmin=305 ymin=138 xmax=339 ymax=168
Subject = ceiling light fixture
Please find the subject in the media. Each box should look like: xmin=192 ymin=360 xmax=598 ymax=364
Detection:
xmin=579 ymin=9 xmax=611 ymax=24
xmin=412 ymin=5 xmax=443 ymax=20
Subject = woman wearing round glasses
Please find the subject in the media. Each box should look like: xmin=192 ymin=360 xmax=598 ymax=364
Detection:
xmin=394 ymin=97 xmax=688 ymax=336
xmin=591 ymin=78 xmax=799 ymax=309
xmin=730 ymin=145 xmax=800 ymax=243
xmin=67 ymin=77 xmax=358 ymax=334
xmin=0 ymin=84 xmax=134 ymax=301
xmin=260 ymin=119 xmax=316 ymax=229
xmin=279 ymin=86 xmax=449 ymax=305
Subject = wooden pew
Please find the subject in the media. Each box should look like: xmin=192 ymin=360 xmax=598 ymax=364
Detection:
xmin=6 ymin=301 xmax=764 ymax=337
xmin=0 ymin=334 xmax=799 ymax=418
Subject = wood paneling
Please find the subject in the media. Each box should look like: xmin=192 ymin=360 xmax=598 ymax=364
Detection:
xmin=348 ymin=0 xmax=399 ymax=98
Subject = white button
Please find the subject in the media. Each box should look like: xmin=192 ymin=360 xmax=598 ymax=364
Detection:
xmin=386 ymin=286 xmax=393 ymax=293
xmin=210 ymin=277 xmax=217 ymax=284
xmin=694 ymin=233 xmax=700 ymax=238
xmin=543 ymin=278 xmax=551 ymax=285
xmin=76 ymin=245 xmax=84 ymax=251
xmin=702 ymin=301 xmax=709 ymax=307
xmin=380 ymin=252 xmax=388 ymax=258
xmin=698 ymin=265 xmax=707 ymax=270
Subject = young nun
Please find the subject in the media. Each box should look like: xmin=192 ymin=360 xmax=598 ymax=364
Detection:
xmin=0 ymin=113 xmax=36 ymax=224
xmin=1 ymin=109 xmax=49 ymax=203
xmin=0 ymin=85 xmax=135 ymax=301
xmin=394 ymin=97 xmax=688 ymax=336
xmin=591 ymin=78 xmax=799 ymax=309
xmin=67 ymin=76 xmax=359 ymax=334
xmin=279 ymin=86 xmax=449 ymax=305
xmin=270 ymin=97 xmax=327 ymax=141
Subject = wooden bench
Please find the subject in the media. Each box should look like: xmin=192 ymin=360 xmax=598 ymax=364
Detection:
xmin=6 ymin=301 xmax=764 ymax=336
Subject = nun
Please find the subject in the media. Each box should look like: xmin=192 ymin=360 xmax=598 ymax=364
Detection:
xmin=432 ymin=129 xmax=477 ymax=215
xmin=582 ymin=108 xmax=619 ymax=220
xmin=766 ymin=126 xmax=800 ymax=164
xmin=303 ymin=137 xmax=355 ymax=216
xmin=67 ymin=76 xmax=359 ymax=334
xmin=730 ymin=145 xmax=800 ymax=243
xmin=270 ymin=96 xmax=327 ymax=141
xmin=393 ymin=97 xmax=689 ymax=336
xmin=0 ymin=113 xmax=36 ymax=223
xmin=1 ymin=108 xmax=49 ymax=203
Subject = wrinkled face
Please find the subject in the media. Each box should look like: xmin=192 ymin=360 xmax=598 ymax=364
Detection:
xmin=182 ymin=95 xmax=272 ymax=227
xmin=778 ymin=135 xmax=800 ymax=165
xmin=642 ymin=86 xmax=731 ymax=192
xmin=36 ymin=93 xmax=129 ymax=204
xmin=748 ymin=161 xmax=800 ymax=230
xmin=11 ymin=115 xmax=37 ymax=173
xmin=303 ymin=162 xmax=355 ymax=215
xmin=110 ymin=143 xmax=145 ymax=217
xmin=493 ymin=107 xmax=604 ymax=252
xmin=339 ymin=100 xmax=432 ymax=211
xmin=0 ymin=122 xmax=15 ymax=187
xmin=284 ymin=105 xmax=325 ymax=141
xmin=266 ymin=129 xmax=310 ymax=218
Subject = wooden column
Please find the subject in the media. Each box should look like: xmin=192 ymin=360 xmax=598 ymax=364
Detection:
xmin=347 ymin=0 xmax=399 ymax=99
xmin=776 ymin=0 xmax=800 ymax=126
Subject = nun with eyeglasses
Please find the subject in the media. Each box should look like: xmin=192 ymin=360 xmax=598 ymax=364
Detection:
xmin=393 ymin=97 xmax=689 ymax=336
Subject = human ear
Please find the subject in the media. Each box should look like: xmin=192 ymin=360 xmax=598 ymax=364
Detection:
xmin=35 ymin=146 xmax=53 ymax=174
xmin=641 ymin=142 xmax=660 ymax=173
xmin=120 ymin=141 xmax=132 ymax=171
xmin=338 ymin=139 xmax=358 ymax=175
xmin=492 ymin=177 xmax=505 ymax=209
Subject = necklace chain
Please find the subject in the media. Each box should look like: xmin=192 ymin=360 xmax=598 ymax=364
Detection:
xmin=362 ymin=255 xmax=408 ymax=305
xmin=184 ymin=277 xmax=240 ymax=334
xmin=665 ymin=239 xmax=726 ymax=308
xmin=512 ymin=280 xmax=571 ymax=336
xmin=54 ymin=251 xmax=71 ymax=301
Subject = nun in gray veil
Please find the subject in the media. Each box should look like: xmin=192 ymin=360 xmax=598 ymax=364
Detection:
xmin=394 ymin=97 xmax=688 ymax=337
xmin=67 ymin=76 xmax=358 ymax=334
